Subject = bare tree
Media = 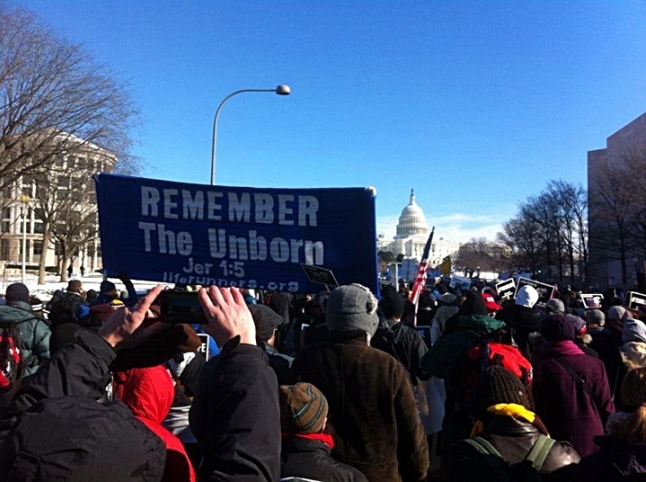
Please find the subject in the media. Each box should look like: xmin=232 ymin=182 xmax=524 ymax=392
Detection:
xmin=0 ymin=5 xmax=140 ymax=190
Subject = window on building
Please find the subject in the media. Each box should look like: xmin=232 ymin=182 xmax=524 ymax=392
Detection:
xmin=2 ymin=208 xmax=10 ymax=219
xmin=34 ymin=220 xmax=45 ymax=234
xmin=33 ymin=240 xmax=43 ymax=256
xmin=0 ymin=239 xmax=8 ymax=261
xmin=1 ymin=221 xmax=9 ymax=234
xmin=19 ymin=239 xmax=30 ymax=257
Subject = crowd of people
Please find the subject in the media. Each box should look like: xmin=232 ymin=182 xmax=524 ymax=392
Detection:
xmin=0 ymin=273 xmax=645 ymax=481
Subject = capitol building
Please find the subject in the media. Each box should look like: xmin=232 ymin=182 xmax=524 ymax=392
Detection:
xmin=378 ymin=190 xmax=460 ymax=266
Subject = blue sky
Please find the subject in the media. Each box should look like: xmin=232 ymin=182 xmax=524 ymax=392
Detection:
xmin=14 ymin=0 xmax=646 ymax=242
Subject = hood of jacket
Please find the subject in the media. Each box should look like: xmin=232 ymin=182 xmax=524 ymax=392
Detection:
xmin=0 ymin=302 xmax=38 ymax=323
xmin=620 ymin=341 xmax=646 ymax=370
xmin=458 ymin=314 xmax=506 ymax=334
xmin=118 ymin=366 xmax=174 ymax=425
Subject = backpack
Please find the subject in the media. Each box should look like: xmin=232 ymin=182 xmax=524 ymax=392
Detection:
xmin=0 ymin=321 xmax=24 ymax=390
xmin=458 ymin=336 xmax=533 ymax=407
xmin=48 ymin=293 xmax=83 ymax=326
xmin=462 ymin=434 xmax=555 ymax=481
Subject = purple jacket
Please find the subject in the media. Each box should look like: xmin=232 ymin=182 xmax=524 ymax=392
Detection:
xmin=533 ymin=341 xmax=615 ymax=458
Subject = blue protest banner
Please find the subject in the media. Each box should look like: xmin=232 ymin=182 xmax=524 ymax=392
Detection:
xmin=94 ymin=174 xmax=378 ymax=294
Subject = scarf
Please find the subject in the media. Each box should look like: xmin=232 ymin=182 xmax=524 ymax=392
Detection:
xmin=282 ymin=432 xmax=336 ymax=450
xmin=541 ymin=340 xmax=584 ymax=358
xmin=470 ymin=403 xmax=550 ymax=438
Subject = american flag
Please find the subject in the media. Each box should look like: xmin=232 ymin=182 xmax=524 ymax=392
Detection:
xmin=409 ymin=226 xmax=435 ymax=306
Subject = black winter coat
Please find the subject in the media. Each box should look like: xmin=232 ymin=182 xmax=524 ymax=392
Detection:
xmin=281 ymin=437 xmax=368 ymax=482
xmin=191 ymin=337 xmax=281 ymax=482
xmin=446 ymin=415 xmax=580 ymax=482
xmin=496 ymin=304 xmax=542 ymax=359
xmin=371 ymin=319 xmax=430 ymax=386
xmin=575 ymin=436 xmax=646 ymax=481
xmin=0 ymin=330 xmax=166 ymax=481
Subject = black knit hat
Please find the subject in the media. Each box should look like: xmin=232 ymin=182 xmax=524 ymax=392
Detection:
xmin=279 ymin=383 xmax=328 ymax=434
xmin=5 ymin=283 xmax=29 ymax=304
xmin=458 ymin=290 xmax=488 ymax=316
xmin=379 ymin=286 xmax=405 ymax=319
xmin=541 ymin=314 xmax=576 ymax=342
xmin=248 ymin=304 xmax=282 ymax=342
xmin=474 ymin=366 xmax=530 ymax=419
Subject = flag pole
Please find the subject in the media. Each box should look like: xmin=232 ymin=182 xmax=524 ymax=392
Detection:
xmin=411 ymin=226 xmax=435 ymax=326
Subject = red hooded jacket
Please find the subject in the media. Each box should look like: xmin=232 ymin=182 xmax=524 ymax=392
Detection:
xmin=114 ymin=366 xmax=196 ymax=482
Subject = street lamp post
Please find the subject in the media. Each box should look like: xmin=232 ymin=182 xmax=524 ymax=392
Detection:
xmin=19 ymin=194 xmax=30 ymax=283
xmin=210 ymin=84 xmax=290 ymax=185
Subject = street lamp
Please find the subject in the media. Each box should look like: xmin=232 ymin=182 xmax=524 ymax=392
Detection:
xmin=19 ymin=194 xmax=30 ymax=283
xmin=210 ymin=84 xmax=291 ymax=185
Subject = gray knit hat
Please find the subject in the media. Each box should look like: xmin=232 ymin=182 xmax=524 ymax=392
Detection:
xmin=325 ymin=284 xmax=379 ymax=336
xmin=545 ymin=298 xmax=565 ymax=314
xmin=586 ymin=309 xmax=605 ymax=327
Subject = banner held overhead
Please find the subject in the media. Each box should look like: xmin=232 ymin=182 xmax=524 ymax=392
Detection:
xmin=94 ymin=174 xmax=378 ymax=294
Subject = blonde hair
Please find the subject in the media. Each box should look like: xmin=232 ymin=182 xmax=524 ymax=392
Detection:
xmin=618 ymin=367 xmax=646 ymax=443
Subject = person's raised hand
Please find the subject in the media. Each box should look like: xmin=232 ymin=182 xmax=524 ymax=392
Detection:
xmin=198 ymin=286 xmax=256 ymax=347
xmin=99 ymin=284 xmax=165 ymax=349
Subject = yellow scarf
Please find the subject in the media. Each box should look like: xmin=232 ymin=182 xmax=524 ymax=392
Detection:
xmin=470 ymin=403 xmax=543 ymax=437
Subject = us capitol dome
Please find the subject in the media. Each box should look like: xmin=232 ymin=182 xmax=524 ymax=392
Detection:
xmin=378 ymin=189 xmax=460 ymax=265
xmin=395 ymin=189 xmax=428 ymax=239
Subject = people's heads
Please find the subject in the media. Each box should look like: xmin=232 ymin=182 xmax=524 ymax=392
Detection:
xmin=5 ymin=282 xmax=29 ymax=304
xmin=617 ymin=367 xmax=646 ymax=443
xmin=29 ymin=296 xmax=43 ymax=313
xmin=515 ymin=286 xmax=539 ymax=309
xmin=481 ymin=293 xmax=502 ymax=315
xmin=325 ymin=284 xmax=379 ymax=338
xmin=458 ymin=290 xmax=488 ymax=317
xmin=441 ymin=292 xmax=458 ymax=306
xmin=100 ymin=280 xmax=118 ymax=297
xmin=541 ymin=314 xmax=576 ymax=342
xmin=608 ymin=305 xmax=630 ymax=332
xmin=566 ymin=314 xmax=587 ymax=340
xmin=586 ymin=309 xmax=605 ymax=327
xmin=85 ymin=289 xmax=98 ymax=303
xmin=622 ymin=319 xmax=646 ymax=344
xmin=248 ymin=304 xmax=282 ymax=344
xmin=545 ymin=298 xmax=565 ymax=315
xmin=473 ymin=366 xmax=530 ymax=421
xmin=279 ymin=382 xmax=328 ymax=434
xmin=378 ymin=286 xmax=404 ymax=320
xmin=66 ymin=280 xmax=84 ymax=295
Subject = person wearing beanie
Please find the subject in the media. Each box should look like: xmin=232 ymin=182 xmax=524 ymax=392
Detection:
xmin=279 ymin=383 xmax=367 ymax=481
xmin=371 ymin=285 xmax=430 ymax=387
xmin=447 ymin=367 xmax=580 ymax=481
xmin=567 ymin=314 xmax=599 ymax=358
xmin=292 ymin=284 xmax=429 ymax=481
xmin=532 ymin=314 xmax=615 ymax=457
xmin=575 ymin=366 xmax=646 ymax=480
xmin=0 ymin=283 xmax=51 ymax=391
xmin=421 ymin=288 xmax=510 ymax=449
xmin=496 ymin=285 xmax=543 ymax=360
xmin=545 ymin=298 xmax=565 ymax=315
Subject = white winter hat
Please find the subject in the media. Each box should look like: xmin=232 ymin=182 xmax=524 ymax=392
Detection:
xmin=515 ymin=286 xmax=539 ymax=308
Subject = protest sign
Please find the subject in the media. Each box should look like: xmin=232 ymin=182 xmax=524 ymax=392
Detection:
xmin=301 ymin=264 xmax=339 ymax=289
xmin=628 ymin=291 xmax=646 ymax=311
xmin=197 ymin=333 xmax=211 ymax=361
xmin=450 ymin=275 xmax=472 ymax=291
xmin=515 ymin=278 xmax=555 ymax=306
xmin=580 ymin=293 xmax=603 ymax=309
xmin=496 ymin=278 xmax=516 ymax=301
xmin=95 ymin=174 xmax=378 ymax=293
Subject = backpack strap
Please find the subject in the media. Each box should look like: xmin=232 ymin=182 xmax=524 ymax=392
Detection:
xmin=523 ymin=434 xmax=556 ymax=471
xmin=462 ymin=436 xmax=509 ymax=475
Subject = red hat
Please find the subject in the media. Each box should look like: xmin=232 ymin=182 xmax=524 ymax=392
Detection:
xmin=482 ymin=293 xmax=503 ymax=312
